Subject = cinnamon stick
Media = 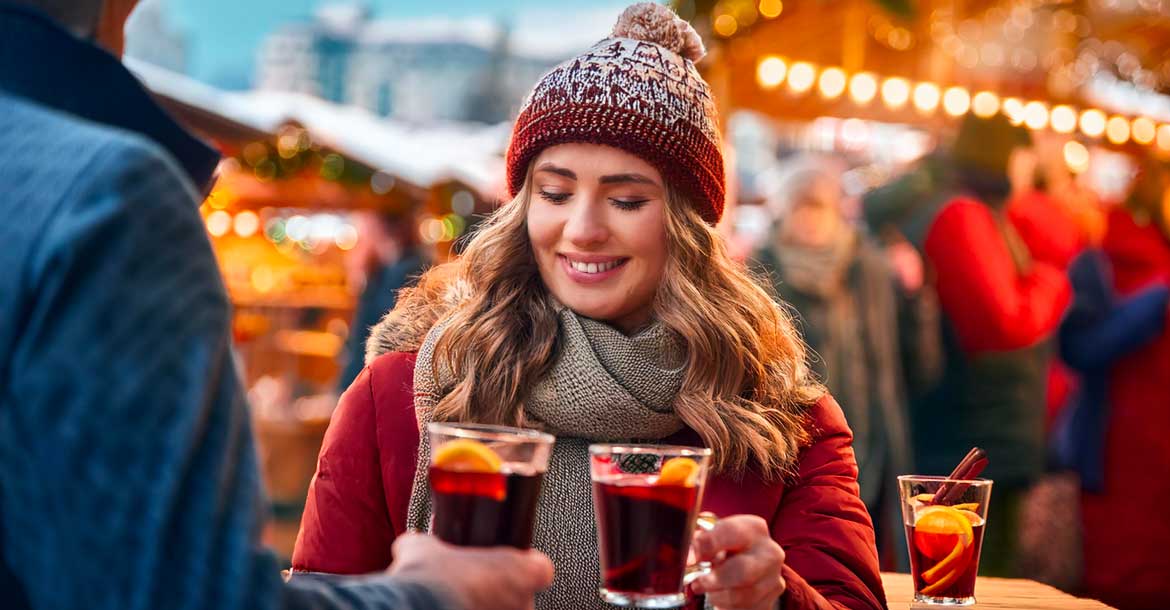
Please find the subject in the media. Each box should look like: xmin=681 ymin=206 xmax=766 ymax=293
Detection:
xmin=929 ymin=447 xmax=987 ymax=506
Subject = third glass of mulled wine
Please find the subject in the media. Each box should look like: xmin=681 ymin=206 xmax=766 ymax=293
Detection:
xmin=590 ymin=444 xmax=713 ymax=608
xmin=898 ymin=475 xmax=993 ymax=606
xmin=427 ymin=422 xmax=554 ymax=549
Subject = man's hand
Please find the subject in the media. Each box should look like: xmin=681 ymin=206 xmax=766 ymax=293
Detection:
xmin=389 ymin=533 xmax=554 ymax=610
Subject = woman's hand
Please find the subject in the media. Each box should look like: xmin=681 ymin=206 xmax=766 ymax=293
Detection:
xmin=690 ymin=515 xmax=787 ymax=610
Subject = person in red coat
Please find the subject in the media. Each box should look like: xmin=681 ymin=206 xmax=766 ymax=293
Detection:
xmin=292 ymin=4 xmax=886 ymax=610
xmin=1075 ymin=159 xmax=1170 ymax=609
xmin=914 ymin=114 xmax=1072 ymax=576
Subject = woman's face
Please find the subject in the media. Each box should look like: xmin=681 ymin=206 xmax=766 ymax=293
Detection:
xmin=527 ymin=143 xmax=668 ymax=334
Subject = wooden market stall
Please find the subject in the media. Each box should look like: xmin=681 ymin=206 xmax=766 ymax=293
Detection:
xmin=130 ymin=60 xmax=505 ymax=561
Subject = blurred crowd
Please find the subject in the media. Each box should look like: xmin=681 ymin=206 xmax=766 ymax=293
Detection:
xmin=741 ymin=112 xmax=1169 ymax=609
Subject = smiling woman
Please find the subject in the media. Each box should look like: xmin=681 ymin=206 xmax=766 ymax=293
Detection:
xmin=292 ymin=4 xmax=886 ymax=610
xmin=528 ymin=144 xmax=668 ymax=333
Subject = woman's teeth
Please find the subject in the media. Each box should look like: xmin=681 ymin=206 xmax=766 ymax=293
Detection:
xmin=569 ymin=259 xmax=621 ymax=274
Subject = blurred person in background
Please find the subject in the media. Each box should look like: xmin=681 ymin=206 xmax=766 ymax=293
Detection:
xmin=338 ymin=211 xmax=429 ymax=390
xmin=913 ymin=113 xmax=1072 ymax=576
xmin=0 ymin=1 xmax=553 ymax=609
xmin=753 ymin=158 xmax=916 ymax=571
xmin=1054 ymin=154 xmax=1170 ymax=609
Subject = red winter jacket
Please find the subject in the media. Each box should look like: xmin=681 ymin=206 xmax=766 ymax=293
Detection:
xmin=1080 ymin=209 xmax=1170 ymax=609
xmin=292 ymin=351 xmax=887 ymax=610
xmin=924 ymin=197 xmax=1071 ymax=354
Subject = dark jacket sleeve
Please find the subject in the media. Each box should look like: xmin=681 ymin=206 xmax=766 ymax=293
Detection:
xmin=0 ymin=137 xmax=445 ymax=610
xmin=773 ymin=397 xmax=887 ymax=610
xmin=294 ymin=365 xmax=397 ymax=574
xmin=1059 ymin=251 xmax=1169 ymax=371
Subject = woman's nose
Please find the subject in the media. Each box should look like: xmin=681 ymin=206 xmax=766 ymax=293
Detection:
xmin=563 ymin=199 xmax=610 ymax=247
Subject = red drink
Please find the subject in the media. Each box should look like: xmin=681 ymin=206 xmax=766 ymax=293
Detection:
xmin=593 ymin=476 xmax=701 ymax=595
xmin=430 ymin=465 xmax=543 ymax=548
xmin=906 ymin=507 xmax=986 ymax=600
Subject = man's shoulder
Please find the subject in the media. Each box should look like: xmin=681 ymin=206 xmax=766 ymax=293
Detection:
xmin=0 ymin=92 xmax=189 ymax=209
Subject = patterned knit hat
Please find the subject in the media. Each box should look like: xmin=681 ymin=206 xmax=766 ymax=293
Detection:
xmin=505 ymin=2 xmax=725 ymax=224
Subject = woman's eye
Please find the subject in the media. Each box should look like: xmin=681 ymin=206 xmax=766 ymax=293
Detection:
xmin=611 ymin=198 xmax=649 ymax=211
xmin=539 ymin=190 xmax=571 ymax=204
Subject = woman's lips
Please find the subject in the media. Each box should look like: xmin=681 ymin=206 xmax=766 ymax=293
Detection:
xmin=558 ymin=254 xmax=629 ymax=284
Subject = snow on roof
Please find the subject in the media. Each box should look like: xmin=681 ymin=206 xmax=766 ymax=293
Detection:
xmin=125 ymin=56 xmax=507 ymax=197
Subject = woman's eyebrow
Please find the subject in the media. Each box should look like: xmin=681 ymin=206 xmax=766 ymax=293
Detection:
xmin=535 ymin=163 xmax=576 ymax=180
xmin=599 ymin=173 xmax=658 ymax=186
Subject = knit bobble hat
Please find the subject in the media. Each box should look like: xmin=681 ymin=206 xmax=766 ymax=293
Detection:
xmin=505 ymin=2 xmax=726 ymax=224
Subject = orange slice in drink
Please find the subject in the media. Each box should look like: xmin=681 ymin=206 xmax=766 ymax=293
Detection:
xmin=657 ymin=457 xmax=700 ymax=487
xmin=433 ymin=439 xmax=502 ymax=473
xmin=914 ymin=506 xmax=974 ymax=561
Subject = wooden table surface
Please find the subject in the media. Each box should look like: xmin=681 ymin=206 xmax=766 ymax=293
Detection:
xmin=881 ymin=572 xmax=1116 ymax=609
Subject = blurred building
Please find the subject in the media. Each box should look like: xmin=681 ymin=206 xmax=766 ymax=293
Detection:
xmin=255 ymin=4 xmax=571 ymax=123
xmin=124 ymin=0 xmax=188 ymax=74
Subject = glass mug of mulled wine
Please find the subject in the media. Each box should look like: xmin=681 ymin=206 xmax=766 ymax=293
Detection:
xmin=589 ymin=444 xmax=716 ymax=608
xmin=427 ymin=422 xmax=554 ymax=548
xmin=898 ymin=475 xmax=993 ymax=606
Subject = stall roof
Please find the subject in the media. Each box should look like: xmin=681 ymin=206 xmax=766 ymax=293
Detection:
xmin=125 ymin=57 xmax=508 ymax=199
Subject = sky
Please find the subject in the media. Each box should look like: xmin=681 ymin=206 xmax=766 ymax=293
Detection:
xmin=141 ymin=0 xmax=632 ymax=89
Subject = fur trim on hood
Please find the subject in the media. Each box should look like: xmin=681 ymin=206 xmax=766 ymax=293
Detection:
xmin=364 ymin=262 xmax=472 ymax=363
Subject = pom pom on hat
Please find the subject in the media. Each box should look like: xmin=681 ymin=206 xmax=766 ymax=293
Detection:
xmin=611 ymin=2 xmax=706 ymax=62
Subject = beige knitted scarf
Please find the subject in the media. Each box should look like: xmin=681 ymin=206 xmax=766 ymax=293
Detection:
xmin=406 ymin=306 xmax=688 ymax=609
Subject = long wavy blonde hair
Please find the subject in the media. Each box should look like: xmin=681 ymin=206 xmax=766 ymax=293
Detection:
xmin=423 ymin=168 xmax=825 ymax=479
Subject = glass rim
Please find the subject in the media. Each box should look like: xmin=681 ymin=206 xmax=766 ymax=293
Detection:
xmin=588 ymin=443 xmax=712 ymax=458
xmin=427 ymin=421 xmax=555 ymax=444
xmin=897 ymin=474 xmax=993 ymax=485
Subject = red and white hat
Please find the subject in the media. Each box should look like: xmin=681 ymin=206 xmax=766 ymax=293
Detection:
xmin=505 ymin=3 xmax=726 ymax=224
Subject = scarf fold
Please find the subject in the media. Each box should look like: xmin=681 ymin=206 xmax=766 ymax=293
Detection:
xmin=406 ymin=307 xmax=687 ymax=609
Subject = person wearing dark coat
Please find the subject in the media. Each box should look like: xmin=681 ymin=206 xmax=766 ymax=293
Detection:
xmin=0 ymin=2 xmax=551 ymax=609
xmin=753 ymin=162 xmax=918 ymax=571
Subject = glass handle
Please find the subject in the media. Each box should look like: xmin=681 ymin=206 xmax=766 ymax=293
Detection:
xmin=683 ymin=511 xmax=719 ymax=585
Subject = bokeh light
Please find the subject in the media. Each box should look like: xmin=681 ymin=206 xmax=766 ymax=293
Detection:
xmin=1132 ymin=117 xmax=1157 ymax=145
xmin=1063 ymin=140 xmax=1090 ymax=174
xmin=942 ymin=86 xmax=970 ymax=116
xmin=1079 ymin=109 xmax=1106 ymax=138
xmin=787 ymin=62 xmax=816 ymax=93
xmin=971 ymin=91 xmax=1000 ymax=118
xmin=881 ymin=77 xmax=910 ymax=109
xmin=1106 ymin=115 xmax=1131 ymax=144
xmin=912 ymin=83 xmax=940 ymax=113
xmin=1050 ymin=105 xmax=1077 ymax=134
xmin=233 ymin=210 xmax=259 ymax=238
xmin=714 ymin=14 xmax=738 ymax=37
xmin=759 ymin=0 xmax=784 ymax=18
xmin=818 ymin=67 xmax=847 ymax=99
xmin=206 ymin=210 xmax=232 ymax=237
xmin=756 ymin=56 xmax=787 ymax=89
xmin=1023 ymin=101 xmax=1049 ymax=130
xmin=848 ymin=73 xmax=878 ymax=104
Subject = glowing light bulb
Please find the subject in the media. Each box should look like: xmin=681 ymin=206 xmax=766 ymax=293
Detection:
xmin=942 ymin=86 xmax=970 ymax=116
xmin=1050 ymin=105 xmax=1077 ymax=134
xmin=849 ymin=72 xmax=878 ymax=104
xmin=787 ymin=62 xmax=816 ymax=93
xmin=818 ymin=67 xmax=847 ymax=99
xmin=1079 ymin=109 xmax=1106 ymax=138
xmin=912 ymin=83 xmax=940 ymax=114
xmin=971 ymin=91 xmax=1000 ymax=118
xmin=881 ymin=77 xmax=910 ymax=109
xmin=757 ymin=56 xmax=787 ymax=89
